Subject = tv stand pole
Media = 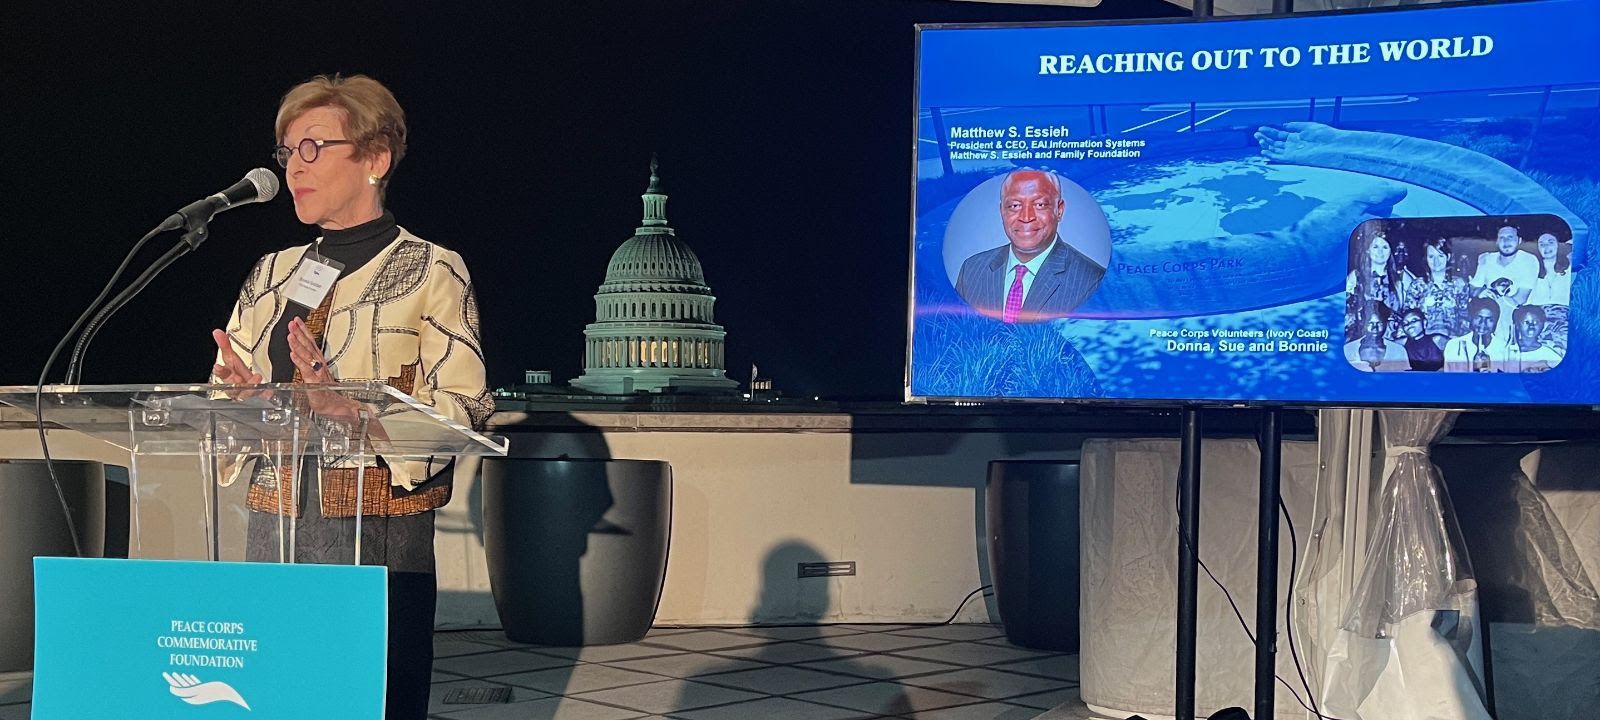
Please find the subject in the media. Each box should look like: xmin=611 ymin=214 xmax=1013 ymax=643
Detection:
xmin=1176 ymin=405 xmax=1203 ymax=720
xmin=1255 ymin=407 xmax=1284 ymax=720
xmin=1181 ymin=0 xmax=1211 ymax=713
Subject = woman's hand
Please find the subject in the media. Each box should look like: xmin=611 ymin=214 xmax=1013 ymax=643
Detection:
xmin=287 ymin=317 xmax=363 ymax=424
xmin=287 ymin=317 xmax=334 ymax=384
xmin=212 ymin=329 xmax=266 ymax=401
xmin=213 ymin=329 xmax=263 ymax=385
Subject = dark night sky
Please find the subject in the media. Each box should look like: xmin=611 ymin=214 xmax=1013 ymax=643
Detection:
xmin=2 ymin=0 xmax=1183 ymax=398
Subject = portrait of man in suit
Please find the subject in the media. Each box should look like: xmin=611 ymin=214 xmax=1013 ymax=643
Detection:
xmin=954 ymin=169 xmax=1107 ymax=322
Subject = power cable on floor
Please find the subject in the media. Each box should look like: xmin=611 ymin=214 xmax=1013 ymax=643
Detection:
xmin=1173 ymin=468 xmax=1350 ymax=720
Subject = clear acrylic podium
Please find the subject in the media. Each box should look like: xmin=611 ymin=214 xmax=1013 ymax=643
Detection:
xmin=0 ymin=382 xmax=508 ymax=565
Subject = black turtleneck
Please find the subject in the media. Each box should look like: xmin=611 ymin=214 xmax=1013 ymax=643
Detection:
xmin=268 ymin=211 xmax=401 ymax=382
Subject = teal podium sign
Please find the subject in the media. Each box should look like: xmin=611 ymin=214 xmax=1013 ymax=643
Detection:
xmin=33 ymin=558 xmax=387 ymax=719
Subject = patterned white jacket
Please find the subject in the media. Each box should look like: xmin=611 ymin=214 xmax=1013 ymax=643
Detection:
xmin=213 ymin=228 xmax=492 ymax=500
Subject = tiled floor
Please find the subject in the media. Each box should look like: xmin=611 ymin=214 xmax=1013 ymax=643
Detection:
xmin=425 ymin=624 xmax=1087 ymax=720
xmin=0 ymin=624 xmax=1091 ymax=720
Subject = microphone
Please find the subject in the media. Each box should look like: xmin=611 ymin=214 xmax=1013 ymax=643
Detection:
xmin=60 ymin=168 xmax=281 ymax=383
xmin=157 ymin=168 xmax=280 ymax=232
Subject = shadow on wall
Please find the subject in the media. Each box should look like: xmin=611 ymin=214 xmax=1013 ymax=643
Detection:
xmin=442 ymin=415 xmax=617 ymax=548
xmin=438 ymin=415 xmax=619 ymax=701
xmin=845 ymin=430 xmax=1090 ymax=623
xmin=672 ymin=540 xmax=917 ymax=715
xmin=847 ymin=430 xmax=1087 ymax=485
xmin=755 ymin=541 xmax=834 ymax=623
xmin=841 ymin=409 xmax=1319 ymax=624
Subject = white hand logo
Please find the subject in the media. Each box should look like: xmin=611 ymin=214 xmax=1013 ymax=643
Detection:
xmin=164 ymin=672 xmax=251 ymax=710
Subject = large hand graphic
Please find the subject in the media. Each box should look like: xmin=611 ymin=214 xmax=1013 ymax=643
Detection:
xmin=1252 ymin=121 xmax=1589 ymax=258
xmin=164 ymin=672 xmax=251 ymax=710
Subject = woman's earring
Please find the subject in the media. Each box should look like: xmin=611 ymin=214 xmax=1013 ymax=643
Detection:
xmin=368 ymin=174 xmax=380 ymax=186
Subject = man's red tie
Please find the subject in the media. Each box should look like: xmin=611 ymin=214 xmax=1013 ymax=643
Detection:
xmin=1003 ymin=264 xmax=1028 ymax=323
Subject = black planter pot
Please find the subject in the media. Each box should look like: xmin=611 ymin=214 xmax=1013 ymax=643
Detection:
xmin=482 ymin=458 xmax=671 ymax=646
xmin=0 ymin=459 xmax=106 ymax=671
xmin=986 ymin=459 xmax=1081 ymax=652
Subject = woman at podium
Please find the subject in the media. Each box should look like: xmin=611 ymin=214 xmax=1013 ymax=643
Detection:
xmin=207 ymin=74 xmax=492 ymax=720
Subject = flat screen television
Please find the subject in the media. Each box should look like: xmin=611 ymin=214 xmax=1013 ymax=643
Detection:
xmin=906 ymin=0 xmax=1600 ymax=407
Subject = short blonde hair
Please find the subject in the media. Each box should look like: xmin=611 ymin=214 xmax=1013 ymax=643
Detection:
xmin=275 ymin=74 xmax=407 ymax=192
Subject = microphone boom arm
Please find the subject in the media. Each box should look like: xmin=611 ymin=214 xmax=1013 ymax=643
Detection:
xmin=63 ymin=225 xmax=205 ymax=384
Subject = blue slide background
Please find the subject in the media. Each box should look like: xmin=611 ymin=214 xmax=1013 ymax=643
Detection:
xmin=908 ymin=0 xmax=1600 ymax=406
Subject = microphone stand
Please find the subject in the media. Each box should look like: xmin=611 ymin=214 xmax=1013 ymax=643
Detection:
xmin=64 ymin=222 xmax=209 ymax=383
xmin=35 ymin=213 xmax=213 ymax=558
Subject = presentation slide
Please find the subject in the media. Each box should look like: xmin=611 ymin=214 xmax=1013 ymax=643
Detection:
xmin=907 ymin=0 xmax=1600 ymax=406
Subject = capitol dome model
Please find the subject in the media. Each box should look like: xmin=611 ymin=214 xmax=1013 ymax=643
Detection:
xmin=570 ymin=159 xmax=739 ymax=395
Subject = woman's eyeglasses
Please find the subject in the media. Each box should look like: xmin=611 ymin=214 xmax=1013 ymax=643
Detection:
xmin=272 ymin=138 xmax=354 ymax=168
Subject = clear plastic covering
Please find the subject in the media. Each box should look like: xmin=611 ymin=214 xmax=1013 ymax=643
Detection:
xmin=1456 ymin=456 xmax=1600 ymax=629
xmin=1341 ymin=410 xmax=1475 ymax=637
xmin=1432 ymin=441 xmax=1600 ymax=720
xmin=1324 ymin=408 xmax=1491 ymax=720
